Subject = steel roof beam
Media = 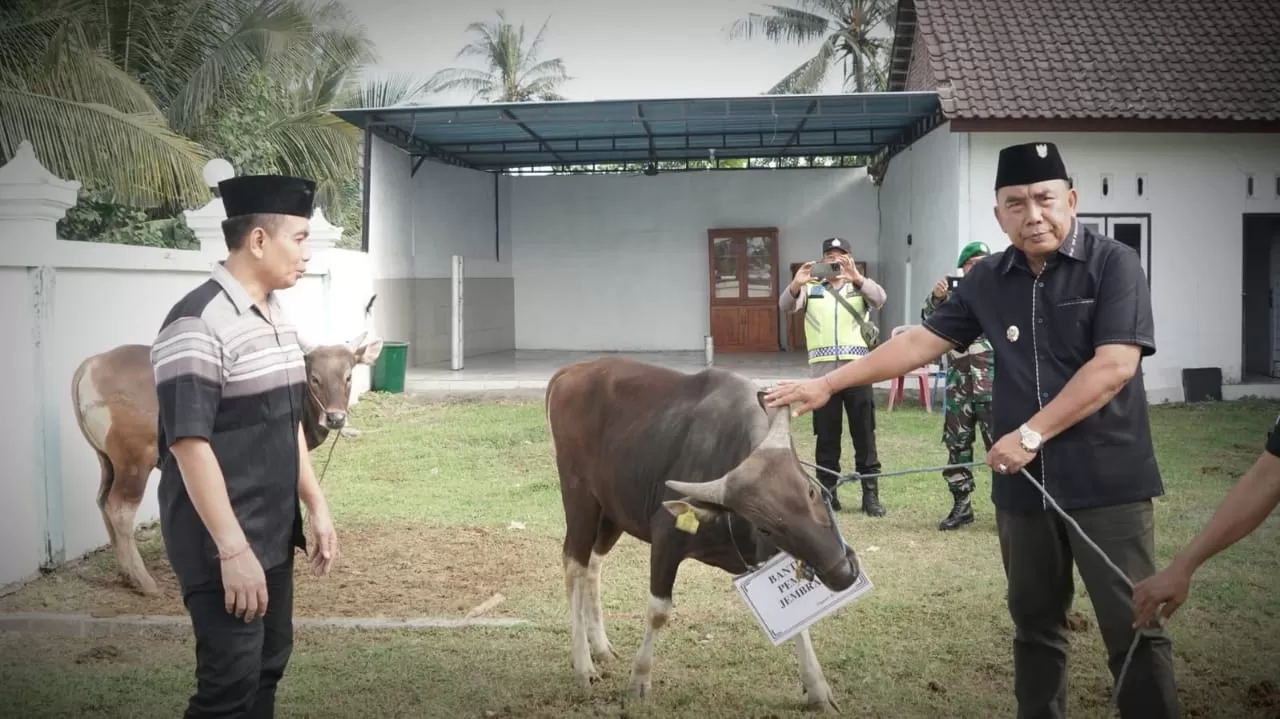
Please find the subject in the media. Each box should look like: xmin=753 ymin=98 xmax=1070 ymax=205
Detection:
xmin=500 ymin=108 xmax=569 ymax=164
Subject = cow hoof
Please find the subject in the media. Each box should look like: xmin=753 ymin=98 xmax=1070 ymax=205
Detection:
xmin=627 ymin=677 xmax=651 ymax=702
xmin=133 ymin=577 xmax=161 ymax=597
xmin=591 ymin=642 xmax=618 ymax=664
xmin=804 ymin=685 xmax=840 ymax=713
xmin=576 ymin=668 xmax=602 ymax=688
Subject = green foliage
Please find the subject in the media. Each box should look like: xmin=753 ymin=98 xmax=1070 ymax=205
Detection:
xmin=727 ymin=0 xmax=895 ymax=95
xmin=423 ymin=10 xmax=570 ymax=103
xmin=57 ymin=182 xmax=198 ymax=248
xmin=202 ymin=71 xmax=288 ymax=177
xmin=2 ymin=0 xmax=422 ymax=250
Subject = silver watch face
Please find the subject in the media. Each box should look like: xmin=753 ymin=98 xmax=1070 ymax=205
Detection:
xmin=1021 ymin=427 xmax=1041 ymax=448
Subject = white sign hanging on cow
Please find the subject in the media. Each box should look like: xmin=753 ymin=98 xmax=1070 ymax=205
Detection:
xmin=732 ymin=551 xmax=874 ymax=646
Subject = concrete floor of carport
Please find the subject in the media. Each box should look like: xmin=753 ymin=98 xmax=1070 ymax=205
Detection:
xmin=400 ymin=349 xmax=941 ymax=405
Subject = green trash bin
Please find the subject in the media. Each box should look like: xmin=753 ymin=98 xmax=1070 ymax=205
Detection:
xmin=372 ymin=341 xmax=410 ymax=393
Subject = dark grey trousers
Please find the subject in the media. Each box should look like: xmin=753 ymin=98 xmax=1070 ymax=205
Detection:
xmin=182 ymin=557 xmax=295 ymax=718
xmin=995 ymin=500 xmax=1181 ymax=719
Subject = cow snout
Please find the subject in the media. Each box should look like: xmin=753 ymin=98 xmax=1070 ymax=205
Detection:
xmin=819 ymin=546 xmax=861 ymax=592
xmin=325 ymin=410 xmax=347 ymax=428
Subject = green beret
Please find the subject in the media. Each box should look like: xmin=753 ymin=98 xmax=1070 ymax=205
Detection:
xmin=957 ymin=241 xmax=990 ymax=268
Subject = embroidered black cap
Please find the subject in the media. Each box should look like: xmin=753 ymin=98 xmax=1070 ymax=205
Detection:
xmin=994 ymin=142 xmax=1070 ymax=191
xmin=821 ymin=237 xmax=851 ymax=254
xmin=218 ymin=174 xmax=317 ymax=219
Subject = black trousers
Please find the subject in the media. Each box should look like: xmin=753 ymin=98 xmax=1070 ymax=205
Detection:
xmin=182 ymin=556 xmax=296 ymax=718
xmin=812 ymin=383 xmax=881 ymax=493
xmin=995 ymin=501 xmax=1180 ymax=719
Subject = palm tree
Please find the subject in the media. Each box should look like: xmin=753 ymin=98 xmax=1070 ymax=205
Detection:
xmin=0 ymin=0 xmax=421 ymax=209
xmin=1 ymin=0 xmax=432 ymax=247
xmin=727 ymin=0 xmax=895 ymax=95
xmin=423 ymin=10 xmax=570 ymax=103
xmin=0 ymin=0 xmax=212 ymax=208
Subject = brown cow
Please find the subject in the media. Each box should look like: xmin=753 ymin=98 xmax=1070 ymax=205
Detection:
xmin=70 ymin=330 xmax=383 ymax=596
xmin=546 ymin=357 xmax=860 ymax=712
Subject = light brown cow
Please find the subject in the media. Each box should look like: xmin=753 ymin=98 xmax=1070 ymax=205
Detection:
xmin=70 ymin=331 xmax=383 ymax=596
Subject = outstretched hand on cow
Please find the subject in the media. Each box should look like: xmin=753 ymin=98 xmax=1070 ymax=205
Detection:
xmin=764 ymin=375 xmax=836 ymax=417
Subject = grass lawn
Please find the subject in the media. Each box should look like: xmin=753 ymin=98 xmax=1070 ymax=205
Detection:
xmin=2 ymin=392 xmax=1279 ymax=718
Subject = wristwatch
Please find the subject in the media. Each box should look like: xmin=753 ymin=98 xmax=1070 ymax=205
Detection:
xmin=1019 ymin=424 xmax=1043 ymax=453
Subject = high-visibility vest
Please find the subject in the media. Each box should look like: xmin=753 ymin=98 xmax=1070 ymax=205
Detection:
xmin=802 ymin=280 xmax=869 ymax=364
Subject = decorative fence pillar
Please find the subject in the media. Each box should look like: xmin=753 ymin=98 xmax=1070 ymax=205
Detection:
xmin=0 ymin=140 xmax=81 ymax=569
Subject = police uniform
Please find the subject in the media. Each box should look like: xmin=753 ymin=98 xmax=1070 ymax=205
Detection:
xmin=922 ymin=241 xmax=996 ymax=530
xmin=779 ymin=237 xmax=886 ymax=515
xmin=921 ymin=143 xmax=1180 ymax=718
xmin=152 ymin=175 xmax=313 ymax=717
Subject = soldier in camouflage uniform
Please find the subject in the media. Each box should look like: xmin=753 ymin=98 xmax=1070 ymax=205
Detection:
xmin=921 ymin=241 xmax=995 ymax=530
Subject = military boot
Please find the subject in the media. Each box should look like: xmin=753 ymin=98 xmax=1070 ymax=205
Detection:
xmin=821 ymin=481 xmax=842 ymax=511
xmin=860 ymin=477 xmax=885 ymax=517
xmin=938 ymin=491 xmax=974 ymax=530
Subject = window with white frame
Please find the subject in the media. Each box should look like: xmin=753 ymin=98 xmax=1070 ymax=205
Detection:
xmin=1077 ymin=215 xmax=1151 ymax=285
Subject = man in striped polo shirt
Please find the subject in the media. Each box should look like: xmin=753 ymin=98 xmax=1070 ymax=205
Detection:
xmin=151 ymin=173 xmax=339 ymax=717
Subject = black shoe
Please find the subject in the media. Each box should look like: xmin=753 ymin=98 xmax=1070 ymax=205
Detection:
xmin=938 ymin=495 xmax=974 ymax=530
xmin=861 ymin=478 xmax=885 ymax=517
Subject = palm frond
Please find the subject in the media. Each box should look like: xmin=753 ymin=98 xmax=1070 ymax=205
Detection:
xmin=343 ymin=72 xmax=432 ymax=108
xmin=766 ymin=40 xmax=837 ymax=94
xmin=518 ymin=58 xmax=569 ymax=92
xmin=0 ymin=88 xmax=210 ymax=207
xmin=165 ymin=0 xmax=314 ymax=134
xmin=257 ymin=109 xmax=358 ymax=182
xmin=423 ymin=67 xmax=498 ymax=99
xmin=726 ymin=6 xmax=830 ymax=45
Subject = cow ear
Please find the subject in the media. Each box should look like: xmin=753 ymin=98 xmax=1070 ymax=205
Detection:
xmin=354 ymin=336 xmax=384 ymax=366
xmin=662 ymin=499 xmax=722 ymax=527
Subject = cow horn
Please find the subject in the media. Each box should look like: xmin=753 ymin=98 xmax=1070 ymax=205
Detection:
xmin=665 ymin=476 xmax=730 ymax=506
xmin=761 ymin=403 xmax=792 ymax=448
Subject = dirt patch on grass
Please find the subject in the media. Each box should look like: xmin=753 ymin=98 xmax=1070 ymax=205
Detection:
xmin=0 ymin=523 xmax=562 ymax=619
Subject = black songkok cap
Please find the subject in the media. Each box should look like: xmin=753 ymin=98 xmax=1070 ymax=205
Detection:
xmin=218 ymin=174 xmax=317 ymax=219
xmin=994 ymin=142 xmax=1069 ymax=190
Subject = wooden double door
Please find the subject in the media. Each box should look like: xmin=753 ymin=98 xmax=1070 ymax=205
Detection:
xmin=708 ymin=227 xmax=780 ymax=352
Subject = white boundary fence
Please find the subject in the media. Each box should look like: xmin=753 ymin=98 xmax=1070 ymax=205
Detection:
xmin=0 ymin=142 xmax=376 ymax=590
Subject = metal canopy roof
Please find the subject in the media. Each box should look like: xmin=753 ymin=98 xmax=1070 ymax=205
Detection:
xmin=331 ymin=91 xmax=942 ymax=171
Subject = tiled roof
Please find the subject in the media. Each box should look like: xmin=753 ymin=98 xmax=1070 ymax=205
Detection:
xmin=887 ymin=0 xmax=1280 ymax=122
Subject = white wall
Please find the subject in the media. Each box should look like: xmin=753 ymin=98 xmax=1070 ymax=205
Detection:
xmin=965 ymin=131 xmax=1280 ymax=400
xmin=510 ymin=168 xmax=880 ymax=351
xmin=411 ymin=161 xmax=511 ymax=279
xmin=0 ymin=267 xmax=43 ymax=589
xmin=366 ymin=135 xmax=415 ymax=346
xmin=367 ymin=141 xmax=516 ymax=364
xmin=0 ymin=143 xmax=376 ymax=589
xmin=876 ymin=123 xmax=965 ymax=331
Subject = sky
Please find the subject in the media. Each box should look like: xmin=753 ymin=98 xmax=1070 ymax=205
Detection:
xmin=339 ymin=0 xmax=862 ymax=105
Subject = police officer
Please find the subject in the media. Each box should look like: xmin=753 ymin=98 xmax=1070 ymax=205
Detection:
xmin=923 ymin=241 xmax=995 ymax=530
xmin=151 ymin=174 xmax=340 ymax=717
xmin=1133 ymin=414 xmax=1280 ymax=628
xmin=765 ymin=142 xmax=1181 ymax=718
xmin=779 ymin=236 xmax=887 ymax=515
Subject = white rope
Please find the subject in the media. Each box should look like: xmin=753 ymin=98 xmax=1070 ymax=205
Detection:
xmin=800 ymin=457 xmax=1160 ymax=712
xmin=1013 ymin=464 xmax=1158 ymax=713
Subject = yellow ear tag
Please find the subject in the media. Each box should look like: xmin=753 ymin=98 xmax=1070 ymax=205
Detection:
xmin=675 ymin=508 xmax=700 ymax=534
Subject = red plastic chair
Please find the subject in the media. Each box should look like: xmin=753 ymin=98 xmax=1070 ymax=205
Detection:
xmin=886 ymin=325 xmax=937 ymax=412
